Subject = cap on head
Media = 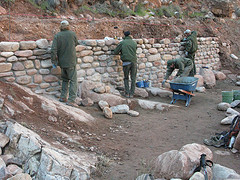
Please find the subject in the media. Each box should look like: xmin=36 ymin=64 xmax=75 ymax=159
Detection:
xmin=124 ymin=31 xmax=130 ymax=36
xmin=61 ymin=20 xmax=69 ymax=26
xmin=184 ymin=29 xmax=191 ymax=34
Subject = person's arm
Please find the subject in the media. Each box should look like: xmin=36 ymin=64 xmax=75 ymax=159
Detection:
xmin=164 ymin=68 xmax=174 ymax=80
xmin=51 ymin=35 xmax=58 ymax=67
xmin=113 ymin=43 xmax=122 ymax=55
xmin=74 ymin=33 xmax=79 ymax=46
xmin=185 ymin=39 xmax=192 ymax=52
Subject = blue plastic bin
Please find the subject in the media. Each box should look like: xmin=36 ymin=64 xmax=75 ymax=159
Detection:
xmin=144 ymin=81 xmax=149 ymax=87
xmin=136 ymin=81 xmax=144 ymax=88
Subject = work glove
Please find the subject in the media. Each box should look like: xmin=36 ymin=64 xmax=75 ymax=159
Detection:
xmin=162 ymin=79 xmax=166 ymax=86
xmin=185 ymin=51 xmax=188 ymax=56
xmin=52 ymin=64 xmax=57 ymax=69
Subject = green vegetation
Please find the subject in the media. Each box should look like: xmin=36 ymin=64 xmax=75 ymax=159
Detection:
xmin=189 ymin=11 xmax=205 ymax=18
xmin=134 ymin=3 xmax=147 ymax=16
xmin=154 ymin=4 xmax=182 ymax=18
xmin=2 ymin=0 xmax=15 ymax=3
xmin=75 ymin=2 xmax=133 ymax=18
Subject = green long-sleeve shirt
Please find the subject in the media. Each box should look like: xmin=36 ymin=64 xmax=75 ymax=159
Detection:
xmin=51 ymin=30 xmax=78 ymax=68
xmin=114 ymin=36 xmax=137 ymax=63
xmin=164 ymin=58 xmax=193 ymax=80
xmin=184 ymin=31 xmax=198 ymax=53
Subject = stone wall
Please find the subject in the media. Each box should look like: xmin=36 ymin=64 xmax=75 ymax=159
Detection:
xmin=0 ymin=37 xmax=220 ymax=96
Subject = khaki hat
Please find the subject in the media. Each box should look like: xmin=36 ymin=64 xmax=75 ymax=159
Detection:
xmin=61 ymin=20 xmax=69 ymax=26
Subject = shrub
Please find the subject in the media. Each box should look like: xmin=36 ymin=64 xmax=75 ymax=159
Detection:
xmin=189 ymin=11 xmax=205 ymax=18
xmin=134 ymin=3 xmax=147 ymax=16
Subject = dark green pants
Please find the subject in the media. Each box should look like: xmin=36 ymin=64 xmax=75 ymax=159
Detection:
xmin=187 ymin=52 xmax=196 ymax=76
xmin=60 ymin=66 xmax=77 ymax=102
xmin=123 ymin=62 xmax=137 ymax=95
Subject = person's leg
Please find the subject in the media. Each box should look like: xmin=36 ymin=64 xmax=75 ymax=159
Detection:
xmin=123 ymin=64 xmax=131 ymax=96
xmin=187 ymin=53 xmax=196 ymax=76
xmin=130 ymin=62 xmax=137 ymax=96
xmin=182 ymin=64 xmax=193 ymax=77
xmin=67 ymin=66 xmax=78 ymax=103
xmin=60 ymin=68 xmax=69 ymax=101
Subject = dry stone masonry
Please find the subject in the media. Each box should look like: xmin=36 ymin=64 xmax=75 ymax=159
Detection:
xmin=0 ymin=37 xmax=220 ymax=96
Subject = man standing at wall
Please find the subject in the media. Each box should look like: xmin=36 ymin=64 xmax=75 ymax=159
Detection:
xmin=182 ymin=29 xmax=198 ymax=76
xmin=114 ymin=31 xmax=137 ymax=98
xmin=51 ymin=20 xmax=79 ymax=107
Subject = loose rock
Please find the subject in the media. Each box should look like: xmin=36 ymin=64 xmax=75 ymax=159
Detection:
xmin=217 ymin=102 xmax=231 ymax=111
xmin=127 ymin=110 xmax=139 ymax=117
xmin=103 ymin=107 xmax=112 ymax=119
xmin=98 ymin=100 xmax=109 ymax=110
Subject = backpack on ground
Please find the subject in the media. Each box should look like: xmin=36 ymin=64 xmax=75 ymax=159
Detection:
xmin=222 ymin=115 xmax=240 ymax=147
xmin=203 ymin=115 xmax=240 ymax=148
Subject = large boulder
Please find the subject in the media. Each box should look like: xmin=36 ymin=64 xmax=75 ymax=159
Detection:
xmin=4 ymin=121 xmax=97 ymax=179
xmin=154 ymin=143 xmax=213 ymax=180
xmin=213 ymin=70 xmax=226 ymax=80
xmin=195 ymin=75 xmax=204 ymax=87
xmin=212 ymin=164 xmax=240 ymax=180
xmin=210 ymin=0 xmax=234 ymax=17
xmin=200 ymin=68 xmax=216 ymax=89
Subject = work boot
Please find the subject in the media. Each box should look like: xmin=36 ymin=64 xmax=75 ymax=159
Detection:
xmin=123 ymin=93 xmax=129 ymax=98
xmin=59 ymin=97 xmax=67 ymax=102
xmin=203 ymin=135 xmax=225 ymax=148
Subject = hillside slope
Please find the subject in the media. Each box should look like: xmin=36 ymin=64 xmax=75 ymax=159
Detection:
xmin=0 ymin=0 xmax=239 ymax=71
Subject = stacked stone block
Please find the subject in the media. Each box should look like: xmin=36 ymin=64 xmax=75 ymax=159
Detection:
xmin=0 ymin=37 xmax=220 ymax=96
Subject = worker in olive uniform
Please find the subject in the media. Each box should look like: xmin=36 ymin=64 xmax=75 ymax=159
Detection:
xmin=162 ymin=57 xmax=193 ymax=85
xmin=51 ymin=20 xmax=79 ymax=107
xmin=114 ymin=31 xmax=137 ymax=98
xmin=182 ymin=29 xmax=198 ymax=76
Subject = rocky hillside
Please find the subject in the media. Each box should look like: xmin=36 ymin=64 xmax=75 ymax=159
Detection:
xmin=0 ymin=0 xmax=240 ymax=71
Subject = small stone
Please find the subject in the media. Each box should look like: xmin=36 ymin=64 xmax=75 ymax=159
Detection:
xmin=103 ymin=107 xmax=112 ymax=119
xmin=127 ymin=110 xmax=139 ymax=117
xmin=98 ymin=100 xmax=109 ymax=110
xmin=217 ymin=102 xmax=231 ymax=111
xmin=82 ymin=97 xmax=94 ymax=106
xmin=48 ymin=116 xmax=57 ymax=122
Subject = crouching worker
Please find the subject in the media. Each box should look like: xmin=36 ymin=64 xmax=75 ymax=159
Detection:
xmin=162 ymin=57 xmax=193 ymax=86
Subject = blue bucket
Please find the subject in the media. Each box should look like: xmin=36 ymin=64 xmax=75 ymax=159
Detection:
xmin=144 ymin=81 xmax=149 ymax=87
xmin=136 ymin=81 xmax=144 ymax=88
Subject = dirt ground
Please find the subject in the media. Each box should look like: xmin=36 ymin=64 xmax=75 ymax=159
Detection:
xmin=2 ymin=77 xmax=240 ymax=180
xmin=87 ymin=79 xmax=240 ymax=180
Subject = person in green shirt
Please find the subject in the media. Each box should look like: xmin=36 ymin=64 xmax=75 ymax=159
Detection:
xmin=114 ymin=31 xmax=137 ymax=98
xmin=182 ymin=29 xmax=198 ymax=76
xmin=162 ymin=57 xmax=193 ymax=85
xmin=51 ymin=20 xmax=79 ymax=107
